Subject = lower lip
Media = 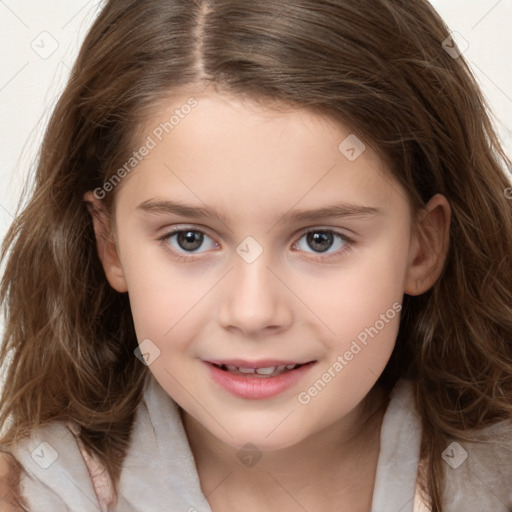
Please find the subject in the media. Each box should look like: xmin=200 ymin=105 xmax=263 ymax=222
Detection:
xmin=204 ymin=362 xmax=316 ymax=400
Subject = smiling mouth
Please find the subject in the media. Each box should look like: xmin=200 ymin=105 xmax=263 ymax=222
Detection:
xmin=211 ymin=362 xmax=314 ymax=378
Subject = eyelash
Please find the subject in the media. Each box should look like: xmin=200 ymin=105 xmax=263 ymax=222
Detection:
xmin=157 ymin=226 xmax=356 ymax=263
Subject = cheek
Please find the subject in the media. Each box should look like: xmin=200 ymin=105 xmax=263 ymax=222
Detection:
xmin=297 ymin=264 xmax=403 ymax=417
xmin=118 ymin=238 xmax=200 ymax=343
xmin=121 ymin=246 xmax=207 ymax=399
xmin=303 ymin=235 xmax=408 ymax=345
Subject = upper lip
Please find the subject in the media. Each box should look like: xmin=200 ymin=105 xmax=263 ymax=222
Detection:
xmin=205 ymin=359 xmax=315 ymax=368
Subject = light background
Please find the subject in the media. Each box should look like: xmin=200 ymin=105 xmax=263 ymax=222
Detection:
xmin=1 ymin=0 xmax=512 ymax=342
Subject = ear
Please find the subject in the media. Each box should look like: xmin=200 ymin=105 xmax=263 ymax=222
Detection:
xmin=83 ymin=191 xmax=128 ymax=293
xmin=404 ymin=194 xmax=451 ymax=296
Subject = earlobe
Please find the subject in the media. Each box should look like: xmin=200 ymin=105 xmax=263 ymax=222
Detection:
xmin=404 ymin=194 xmax=451 ymax=296
xmin=83 ymin=191 xmax=128 ymax=293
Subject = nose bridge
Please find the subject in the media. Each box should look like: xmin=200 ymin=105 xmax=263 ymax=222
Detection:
xmin=218 ymin=246 xmax=292 ymax=335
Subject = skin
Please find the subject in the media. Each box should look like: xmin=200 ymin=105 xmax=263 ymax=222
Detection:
xmin=85 ymin=86 xmax=450 ymax=511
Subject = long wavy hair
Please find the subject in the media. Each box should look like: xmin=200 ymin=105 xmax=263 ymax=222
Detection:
xmin=1 ymin=0 xmax=511 ymax=509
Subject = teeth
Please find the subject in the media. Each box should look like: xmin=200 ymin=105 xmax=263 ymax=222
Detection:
xmin=217 ymin=363 xmax=303 ymax=376
xmin=238 ymin=367 xmax=256 ymax=374
xmin=255 ymin=366 xmax=276 ymax=375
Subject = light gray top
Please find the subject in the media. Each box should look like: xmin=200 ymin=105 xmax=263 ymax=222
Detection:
xmin=9 ymin=374 xmax=512 ymax=511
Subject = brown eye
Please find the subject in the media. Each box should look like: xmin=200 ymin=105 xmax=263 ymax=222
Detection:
xmin=162 ymin=228 xmax=218 ymax=255
xmin=305 ymin=231 xmax=335 ymax=252
xmin=176 ymin=230 xmax=204 ymax=251
xmin=293 ymin=229 xmax=353 ymax=260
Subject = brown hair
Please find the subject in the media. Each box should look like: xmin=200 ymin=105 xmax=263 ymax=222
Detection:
xmin=1 ymin=0 xmax=511 ymax=509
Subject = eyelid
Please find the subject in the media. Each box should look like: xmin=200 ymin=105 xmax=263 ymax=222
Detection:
xmin=294 ymin=226 xmax=356 ymax=244
xmin=291 ymin=226 xmax=356 ymax=260
xmin=158 ymin=223 xmax=219 ymax=241
xmin=157 ymin=225 xmax=220 ymax=260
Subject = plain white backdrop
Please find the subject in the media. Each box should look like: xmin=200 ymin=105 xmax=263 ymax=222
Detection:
xmin=0 ymin=0 xmax=512 ymax=340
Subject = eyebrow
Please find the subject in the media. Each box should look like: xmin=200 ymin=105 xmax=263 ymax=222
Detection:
xmin=136 ymin=199 xmax=382 ymax=224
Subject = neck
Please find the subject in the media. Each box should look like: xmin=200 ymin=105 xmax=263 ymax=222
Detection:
xmin=181 ymin=383 xmax=389 ymax=511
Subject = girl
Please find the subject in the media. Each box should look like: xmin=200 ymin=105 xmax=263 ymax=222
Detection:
xmin=1 ymin=0 xmax=512 ymax=510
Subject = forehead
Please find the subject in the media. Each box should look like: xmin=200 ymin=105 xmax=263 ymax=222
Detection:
xmin=114 ymin=90 xmax=410 ymax=223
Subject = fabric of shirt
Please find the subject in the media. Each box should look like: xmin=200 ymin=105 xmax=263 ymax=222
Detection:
xmin=7 ymin=374 xmax=512 ymax=511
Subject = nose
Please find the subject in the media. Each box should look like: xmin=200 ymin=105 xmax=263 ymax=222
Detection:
xmin=218 ymin=255 xmax=293 ymax=337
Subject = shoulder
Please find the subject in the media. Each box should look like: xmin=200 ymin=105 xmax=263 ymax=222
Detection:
xmin=393 ymin=380 xmax=512 ymax=510
xmin=3 ymin=422 xmax=115 ymax=511
xmin=442 ymin=418 xmax=512 ymax=510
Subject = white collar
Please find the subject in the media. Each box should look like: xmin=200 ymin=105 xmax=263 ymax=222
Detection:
xmin=116 ymin=375 xmax=422 ymax=511
xmin=18 ymin=374 xmax=512 ymax=511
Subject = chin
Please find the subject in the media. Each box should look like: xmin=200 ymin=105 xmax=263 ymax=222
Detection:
xmin=214 ymin=423 xmax=307 ymax=453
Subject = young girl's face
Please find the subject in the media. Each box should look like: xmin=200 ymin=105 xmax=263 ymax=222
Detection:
xmin=92 ymin=87 xmax=441 ymax=451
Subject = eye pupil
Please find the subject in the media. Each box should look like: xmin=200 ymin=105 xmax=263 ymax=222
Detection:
xmin=307 ymin=231 xmax=334 ymax=252
xmin=177 ymin=231 xmax=204 ymax=251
